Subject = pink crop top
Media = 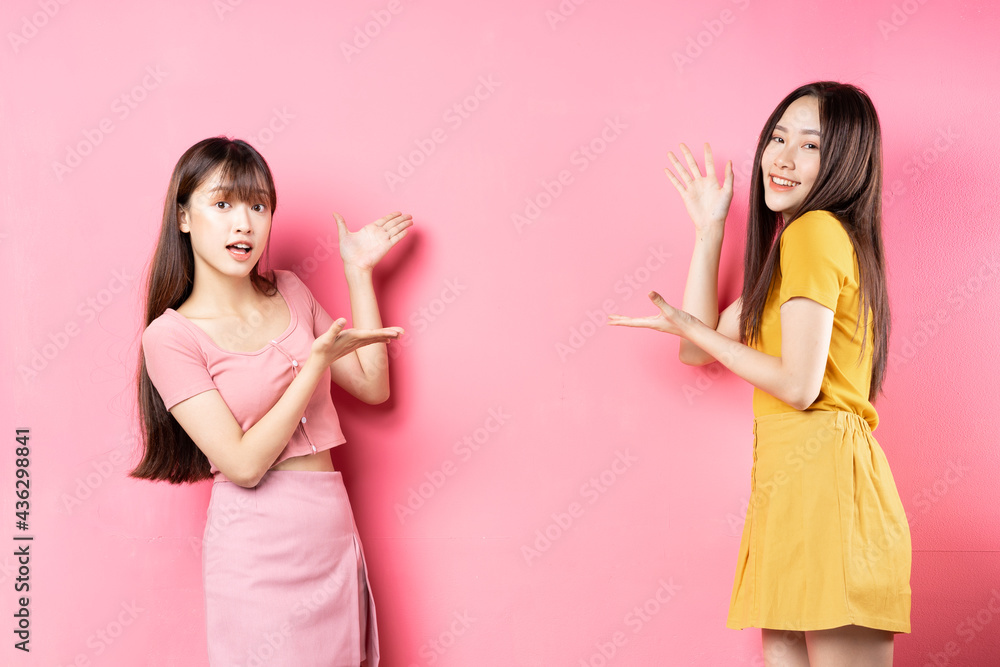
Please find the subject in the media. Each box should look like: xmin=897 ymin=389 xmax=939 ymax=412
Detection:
xmin=142 ymin=270 xmax=346 ymax=480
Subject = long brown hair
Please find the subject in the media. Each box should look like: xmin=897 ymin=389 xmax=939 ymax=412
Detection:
xmin=739 ymin=82 xmax=890 ymax=401
xmin=131 ymin=137 xmax=278 ymax=483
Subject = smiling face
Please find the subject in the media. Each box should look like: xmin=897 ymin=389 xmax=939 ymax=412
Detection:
xmin=760 ymin=95 xmax=822 ymax=219
xmin=178 ymin=166 xmax=273 ymax=281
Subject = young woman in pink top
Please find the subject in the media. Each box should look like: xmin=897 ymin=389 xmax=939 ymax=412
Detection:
xmin=132 ymin=137 xmax=410 ymax=666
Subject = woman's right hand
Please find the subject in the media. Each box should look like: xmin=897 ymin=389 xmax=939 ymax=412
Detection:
xmin=310 ymin=318 xmax=404 ymax=367
xmin=664 ymin=142 xmax=734 ymax=238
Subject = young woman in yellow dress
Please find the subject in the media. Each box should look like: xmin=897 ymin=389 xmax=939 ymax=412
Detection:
xmin=610 ymin=82 xmax=911 ymax=666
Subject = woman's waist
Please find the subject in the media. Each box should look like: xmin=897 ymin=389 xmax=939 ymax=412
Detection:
xmin=211 ymin=437 xmax=345 ymax=482
xmin=753 ymin=408 xmax=872 ymax=433
xmin=751 ymin=409 xmax=875 ymax=445
xmin=269 ymin=449 xmax=337 ymax=473
xmin=753 ymin=385 xmax=878 ymax=431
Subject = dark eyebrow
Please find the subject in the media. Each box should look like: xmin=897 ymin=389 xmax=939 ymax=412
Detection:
xmin=775 ymin=123 xmax=822 ymax=137
xmin=206 ymin=184 xmax=269 ymax=199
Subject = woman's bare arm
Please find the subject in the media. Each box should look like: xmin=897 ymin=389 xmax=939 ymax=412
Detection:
xmin=610 ymin=293 xmax=832 ymax=410
xmin=661 ymin=143 xmax=738 ymax=365
xmin=169 ymin=321 xmax=402 ymax=488
xmin=327 ymin=211 xmax=412 ymax=404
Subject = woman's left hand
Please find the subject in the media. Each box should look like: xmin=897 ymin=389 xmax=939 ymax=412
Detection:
xmin=607 ymin=291 xmax=698 ymax=338
xmin=336 ymin=211 xmax=413 ymax=271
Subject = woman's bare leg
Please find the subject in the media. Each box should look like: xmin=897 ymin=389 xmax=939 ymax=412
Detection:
xmin=805 ymin=625 xmax=893 ymax=667
xmin=762 ymin=629 xmax=810 ymax=667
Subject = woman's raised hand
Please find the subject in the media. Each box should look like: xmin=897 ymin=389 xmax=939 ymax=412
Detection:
xmin=310 ymin=318 xmax=404 ymax=367
xmin=335 ymin=211 xmax=413 ymax=271
xmin=664 ymin=143 xmax=734 ymax=238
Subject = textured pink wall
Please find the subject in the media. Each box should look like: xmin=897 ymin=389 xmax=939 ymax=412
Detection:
xmin=4 ymin=0 xmax=999 ymax=665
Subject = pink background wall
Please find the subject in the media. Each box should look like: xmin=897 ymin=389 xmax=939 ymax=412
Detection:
xmin=4 ymin=0 xmax=999 ymax=665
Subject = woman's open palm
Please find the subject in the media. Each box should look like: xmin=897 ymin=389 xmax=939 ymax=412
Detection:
xmin=336 ymin=211 xmax=412 ymax=271
xmin=664 ymin=143 xmax=734 ymax=236
xmin=607 ymin=291 xmax=697 ymax=338
xmin=311 ymin=318 xmax=404 ymax=366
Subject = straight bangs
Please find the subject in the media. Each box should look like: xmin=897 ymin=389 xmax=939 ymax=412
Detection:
xmin=212 ymin=153 xmax=277 ymax=213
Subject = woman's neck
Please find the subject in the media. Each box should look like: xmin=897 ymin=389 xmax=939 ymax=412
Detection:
xmin=180 ymin=265 xmax=264 ymax=318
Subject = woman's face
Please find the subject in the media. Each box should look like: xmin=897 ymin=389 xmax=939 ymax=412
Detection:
xmin=760 ymin=95 xmax=821 ymax=218
xmin=178 ymin=166 xmax=272 ymax=281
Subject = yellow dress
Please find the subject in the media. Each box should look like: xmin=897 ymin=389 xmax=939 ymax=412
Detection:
xmin=726 ymin=210 xmax=911 ymax=633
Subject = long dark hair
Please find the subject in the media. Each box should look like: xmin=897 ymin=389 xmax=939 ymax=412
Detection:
xmin=739 ymin=82 xmax=890 ymax=401
xmin=131 ymin=137 xmax=278 ymax=483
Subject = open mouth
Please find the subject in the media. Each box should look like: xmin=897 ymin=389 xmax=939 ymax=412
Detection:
xmin=226 ymin=242 xmax=253 ymax=260
xmin=770 ymin=175 xmax=800 ymax=187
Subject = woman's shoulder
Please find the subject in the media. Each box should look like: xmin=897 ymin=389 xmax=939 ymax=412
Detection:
xmin=789 ymin=209 xmax=847 ymax=232
xmin=144 ymin=309 xmax=183 ymax=336
xmin=142 ymin=310 xmax=202 ymax=352
xmin=272 ymin=268 xmax=308 ymax=293
xmin=782 ymin=210 xmax=853 ymax=252
xmin=273 ymin=269 xmax=325 ymax=310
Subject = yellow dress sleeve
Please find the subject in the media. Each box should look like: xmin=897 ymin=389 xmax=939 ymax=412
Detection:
xmin=777 ymin=210 xmax=854 ymax=312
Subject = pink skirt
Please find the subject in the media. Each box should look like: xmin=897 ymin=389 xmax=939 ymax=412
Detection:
xmin=203 ymin=470 xmax=379 ymax=666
